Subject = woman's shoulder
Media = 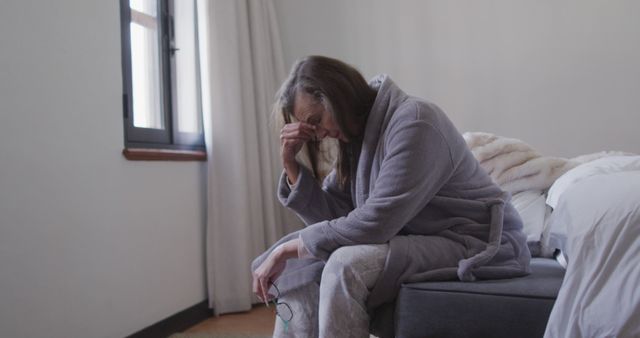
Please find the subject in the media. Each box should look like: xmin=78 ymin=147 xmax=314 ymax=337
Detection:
xmin=385 ymin=97 xmax=469 ymax=162
xmin=389 ymin=97 xmax=454 ymax=133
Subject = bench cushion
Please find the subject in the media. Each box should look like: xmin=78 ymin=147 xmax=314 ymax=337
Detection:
xmin=394 ymin=258 xmax=565 ymax=338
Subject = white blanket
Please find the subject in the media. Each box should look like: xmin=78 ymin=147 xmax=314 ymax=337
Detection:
xmin=463 ymin=132 xmax=578 ymax=194
xmin=463 ymin=132 xmax=634 ymax=254
xmin=543 ymin=170 xmax=640 ymax=338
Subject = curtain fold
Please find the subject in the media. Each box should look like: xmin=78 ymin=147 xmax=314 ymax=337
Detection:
xmin=197 ymin=0 xmax=300 ymax=315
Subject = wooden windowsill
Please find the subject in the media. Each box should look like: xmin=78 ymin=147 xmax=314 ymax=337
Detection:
xmin=123 ymin=148 xmax=207 ymax=161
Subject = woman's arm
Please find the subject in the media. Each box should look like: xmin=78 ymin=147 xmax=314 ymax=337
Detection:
xmin=278 ymin=166 xmax=353 ymax=225
xmin=278 ymin=120 xmax=354 ymax=224
xmin=252 ymin=237 xmax=302 ymax=304
xmin=299 ymin=118 xmax=456 ymax=261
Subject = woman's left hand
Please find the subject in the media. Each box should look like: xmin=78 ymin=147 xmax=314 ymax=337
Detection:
xmin=252 ymin=238 xmax=301 ymax=305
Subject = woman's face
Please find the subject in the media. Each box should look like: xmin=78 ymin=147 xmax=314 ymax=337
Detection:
xmin=293 ymin=91 xmax=349 ymax=142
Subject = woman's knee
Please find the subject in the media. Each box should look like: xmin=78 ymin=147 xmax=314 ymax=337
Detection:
xmin=322 ymin=244 xmax=388 ymax=281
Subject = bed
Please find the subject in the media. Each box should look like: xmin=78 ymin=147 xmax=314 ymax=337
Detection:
xmin=383 ymin=134 xmax=640 ymax=338
xmin=473 ymin=139 xmax=640 ymax=338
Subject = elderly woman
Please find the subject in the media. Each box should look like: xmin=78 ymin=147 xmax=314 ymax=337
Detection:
xmin=252 ymin=55 xmax=530 ymax=338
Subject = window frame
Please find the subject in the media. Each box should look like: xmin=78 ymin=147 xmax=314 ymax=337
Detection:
xmin=119 ymin=0 xmax=205 ymax=154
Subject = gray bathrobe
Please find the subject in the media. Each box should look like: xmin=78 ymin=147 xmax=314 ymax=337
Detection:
xmin=252 ymin=75 xmax=530 ymax=316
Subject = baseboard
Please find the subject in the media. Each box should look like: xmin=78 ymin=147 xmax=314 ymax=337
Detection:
xmin=125 ymin=300 xmax=211 ymax=338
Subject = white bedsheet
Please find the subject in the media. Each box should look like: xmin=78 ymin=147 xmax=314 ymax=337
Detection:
xmin=544 ymin=171 xmax=640 ymax=338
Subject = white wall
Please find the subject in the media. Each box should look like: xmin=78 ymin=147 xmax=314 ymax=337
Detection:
xmin=274 ymin=0 xmax=640 ymax=157
xmin=0 ymin=1 xmax=207 ymax=337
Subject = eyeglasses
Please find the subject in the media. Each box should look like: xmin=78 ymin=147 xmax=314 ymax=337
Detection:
xmin=270 ymin=283 xmax=293 ymax=333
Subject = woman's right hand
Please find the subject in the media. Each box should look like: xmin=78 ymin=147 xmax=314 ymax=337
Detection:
xmin=280 ymin=122 xmax=316 ymax=184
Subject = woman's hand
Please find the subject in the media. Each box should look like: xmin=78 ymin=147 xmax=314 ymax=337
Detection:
xmin=252 ymin=238 xmax=301 ymax=305
xmin=280 ymin=122 xmax=316 ymax=185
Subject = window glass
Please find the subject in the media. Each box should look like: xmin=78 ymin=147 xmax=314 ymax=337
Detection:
xmin=129 ymin=0 xmax=164 ymax=130
xmin=130 ymin=0 xmax=156 ymax=16
xmin=173 ymin=0 xmax=202 ymax=134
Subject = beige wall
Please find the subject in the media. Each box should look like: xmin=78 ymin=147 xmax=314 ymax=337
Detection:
xmin=0 ymin=1 xmax=207 ymax=337
xmin=274 ymin=0 xmax=640 ymax=157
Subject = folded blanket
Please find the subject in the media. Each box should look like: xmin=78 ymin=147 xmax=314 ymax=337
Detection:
xmin=462 ymin=132 xmax=578 ymax=194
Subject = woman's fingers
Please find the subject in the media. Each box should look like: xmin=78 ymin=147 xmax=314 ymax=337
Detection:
xmin=281 ymin=121 xmax=316 ymax=133
xmin=280 ymin=122 xmax=316 ymax=141
xmin=253 ymin=258 xmax=276 ymax=306
xmin=253 ymin=273 xmax=270 ymax=306
xmin=280 ymin=130 xmax=314 ymax=142
xmin=279 ymin=122 xmax=318 ymax=166
xmin=260 ymin=277 xmax=270 ymax=306
xmin=280 ymin=128 xmax=314 ymax=145
xmin=253 ymin=248 xmax=290 ymax=304
xmin=252 ymin=278 xmax=262 ymax=303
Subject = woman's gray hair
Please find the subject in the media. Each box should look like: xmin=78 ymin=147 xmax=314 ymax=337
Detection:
xmin=273 ymin=55 xmax=377 ymax=188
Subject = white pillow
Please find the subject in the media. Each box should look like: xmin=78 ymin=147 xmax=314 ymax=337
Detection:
xmin=511 ymin=190 xmax=547 ymax=243
xmin=546 ymin=155 xmax=640 ymax=209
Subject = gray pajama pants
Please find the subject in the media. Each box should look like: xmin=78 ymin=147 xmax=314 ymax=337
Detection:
xmin=272 ymin=244 xmax=389 ymax=338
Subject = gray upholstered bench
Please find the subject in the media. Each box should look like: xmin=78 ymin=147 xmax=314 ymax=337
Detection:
xmin=371 ymin=258 xmax=565 ymax=338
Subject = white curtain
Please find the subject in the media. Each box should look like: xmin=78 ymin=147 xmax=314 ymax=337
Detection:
xmin=197 ymin=0 xmax=301 ymax=315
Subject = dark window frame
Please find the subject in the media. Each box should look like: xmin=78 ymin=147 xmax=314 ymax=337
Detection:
xmin=119 ymin=0 xmax=205 ymax=154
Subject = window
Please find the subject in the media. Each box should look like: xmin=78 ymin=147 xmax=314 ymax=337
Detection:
xmin=119 ymin=0 xmax=205 ymax=157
